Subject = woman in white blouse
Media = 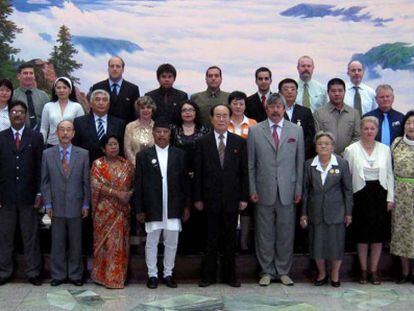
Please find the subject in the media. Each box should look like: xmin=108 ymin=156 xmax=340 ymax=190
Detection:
xmin=344 ymin=116 xmax=394 ymax=285
xmin=40 ymin=77 xmax=84 ymax=146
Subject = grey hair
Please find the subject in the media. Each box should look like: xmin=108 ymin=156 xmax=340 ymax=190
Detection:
xmin=266 ymin=93 xmax=286 ymax=108
xmin=375 ymin=84 xmax=394 ymax=96
xmin=314 ymin=130 xmax=336 ymax=145
xmin=56 ymin=119 xmax=74 ymax=129
xmin=135 ymin=95 xmax=157 ymax=114
xmin=361 ymin=116 xmax=379 ymax=129
xmin=90 ymin=89 xmax=110 ymax=102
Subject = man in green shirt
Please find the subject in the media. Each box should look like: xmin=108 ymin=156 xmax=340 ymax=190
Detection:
xmin=190 ymin=66 xmax=229 ymax=126
xmin=12 ymin=63 xmax=49 ymax=131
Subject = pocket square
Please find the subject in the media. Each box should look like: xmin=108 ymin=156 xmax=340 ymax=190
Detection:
xmin=287 ymin=138 xmax=296 ymax=143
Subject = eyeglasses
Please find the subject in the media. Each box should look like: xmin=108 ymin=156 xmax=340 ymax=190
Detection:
xmin=181 ymin=108 xmax=195 ymax=113
xmin=10 ymin=110 xmax=26 ymax=115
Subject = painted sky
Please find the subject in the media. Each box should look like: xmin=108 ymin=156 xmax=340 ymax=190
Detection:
xmin=10 ymin=0 xmax=414 ymax=112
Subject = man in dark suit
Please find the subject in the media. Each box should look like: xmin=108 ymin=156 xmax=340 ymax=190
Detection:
xmin=41 ymin=120 xmax=90 ymax=287
xmin=135 ymin=117 xmax=190 ymax=289
xmin=0 ymin=100 xmax=44 ymax=286
xmin=90 ymin=56 xmax=140 ymax=123
xmin=145 ymin=64 xmax=188 ymax=125
xmin=245 ymin=67 xmax=272 ymax=122
xmin=73 ymin=89 xmax=126 ymax=165
xmin=363 ymin=84 xmax=404 ymax=146
xmin=279 ymin=78 xmax=316 ymax=160
xmin=194 ymin=104 xmax=249 ymax=288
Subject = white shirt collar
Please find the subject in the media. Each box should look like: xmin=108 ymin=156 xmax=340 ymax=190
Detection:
xmin=94 ymin=113 xmax=108 ymax=123
xmin=11 ymin=125 xmax=25 ymax=136
xmin=230 ymin=115 xmax=249 ymax=126
xmin=311 ymin=154 xmax=338 ymax=168
xmin=214 ymin=130 xmax=228 ymax=141
xmin=109 ymin=78 xmax=123 ymax=87
xmin=155 ymin=144 xmax=169 ymax=153
xmin=268 ymin=118 xmax=284 ymax=129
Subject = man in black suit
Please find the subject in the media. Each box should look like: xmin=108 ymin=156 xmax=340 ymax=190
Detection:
xmin=90 ymin=56 xmax=140 ymax=123
xmin=0 ymin=100 xmax=44 ymax=286
xmin=245 ymin=67 xmax=272 ymax=122
xmin=73 ymin=89 xmax=126 ymax=165
xmin=279 ymin=78 xmax=316 ymax=160
xmin=135 ymin=117 xmax=190 ymax=289
xmin=194 ymin=104 xmax=249 ymax=288
xmin=145 ymin=64 xmax=188 ymax=125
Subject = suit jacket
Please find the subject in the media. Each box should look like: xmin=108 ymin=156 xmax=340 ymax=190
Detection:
xmin=363 ymin=108 xmax=404 ymax=145
xmin=90 ymin=79 xmax=140 ymax=123
xmin=245 ymin=92 xmax=267 ymax=122
xmin=194 ymin=132 xmax=249 ymax=213
xmin=284 ymin=104 xmax=316 ymax=159
xmin=41 ymin=145 xmax=90 ymax=218
xmin=0 ymin=127 xmax=44 ymax=205
xmin=72 ymin=114 xmax=126 ymax=164
xmin=301 ymin=156 xmax=353 ymax=225
xmin=145 ymin=87 xmax=188 ymax=125
xmin=135 ymin=145 xmax=190 ymax=222
xmin=247 ymin=120 xmax=304 ymax=206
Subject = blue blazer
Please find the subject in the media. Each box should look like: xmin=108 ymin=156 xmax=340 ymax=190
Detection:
xmin=364 ymin=108 xmax=404 ymax=144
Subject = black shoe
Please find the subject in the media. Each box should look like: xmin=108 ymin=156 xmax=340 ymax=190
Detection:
xmin=331 ymin=279 xmax=341 ymax=287
xmin=226 ymin=279 xmax=241 ymax=287
xmin=396 ymin=274 xmax=411 ymax=284
xmin=147 ymin=277 xmax=158 ymax=289
xmin=163 ymin=276 xmax=177 ymax=288
xmin=70 ymin=279 xmax=84 ymax=286
xmin=0 ymin=277 xmax=10 ymax=286
xmin=51 ymin=279 xmax=65 ymax=286
xmin=28 ymin=276 xmax=42 ymax=286
xmin=314 ymin=276 xmax=328 ymax=286
xmin=198 ymin=280 xmax=212 ymax=287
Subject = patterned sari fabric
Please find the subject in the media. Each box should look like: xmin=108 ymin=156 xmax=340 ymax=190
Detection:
xmin=90 ymin=156 xmax=134 ymax=289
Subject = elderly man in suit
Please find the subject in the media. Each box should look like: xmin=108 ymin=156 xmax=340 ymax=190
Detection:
xmin=248 ymin=93 xmax=305 ymax=286
xmin=0 ymin=100 xmax=44 ymax=286
xmin=194 ymin=104 xmax=249 ymax=288
xmin=135 ymin=117 xmax=190 ymax=289
xmin=41 ymin=120 xmax=90 ymax=286
xmin=90 ymin=56 xmax=140 ymax=123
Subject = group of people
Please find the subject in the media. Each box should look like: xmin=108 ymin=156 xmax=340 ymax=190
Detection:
xmin=0 ymin=54 xmax=413 ymax=291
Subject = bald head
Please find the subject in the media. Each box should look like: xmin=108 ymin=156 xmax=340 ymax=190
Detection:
xmin=347 ymin=60 xmax=365 ymax=86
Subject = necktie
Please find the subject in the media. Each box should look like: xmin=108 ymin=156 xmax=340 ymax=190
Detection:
xmin=353 ymin=86 xmax=362 ymax=116
xmin=25 ymin=90 xmax=37 ymax=129
xmin=302 ymin=83 xmax=310 ymax=108
xmin=62 ymin=150 xmax=69 ymax=175
xmin=97 ymin=118 xmax=105 ymax=140
xmin=261 ymin=95 xmax=266 ymax=110
xmin=381 ymin=113 xmax=391 ymax=146
xmin=272 ymin=125 xmax=279 ymax=150
xmin=15 ymin=132 xmax=21 ymax=149
xmin=218 ymin=134 xmax=225 ymax=168
xmin=111 ymin=83 xmax=118 ymax=102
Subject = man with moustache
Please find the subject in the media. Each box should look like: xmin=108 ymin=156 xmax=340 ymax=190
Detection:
xmin=194 ymin=104 xmax=249 ymax=287
xmin=135 ymin=117 xmax=190 ymax=289
xmin=344 ymin=60 xmax=376 ymax=116
xmin=41 ymin=120 xmax=90 ymax=286
xmin=191 ymin=66 xmax=229 ymax=126
xmin=245 ymin=67 xmax=273 ymax=122
xmin=296 ymin=56 xmax=327 ymax=112
xmin=90 ymin=56 xmax=140 ymax=123
xmin=248 ymin=93 xmax=304 ymax=286
xmin=314 ymin=78 xmax=360 ymax=155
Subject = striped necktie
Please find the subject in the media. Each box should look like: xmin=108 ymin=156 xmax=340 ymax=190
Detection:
xmin=97 ymin=118 xmax=105 ymax=140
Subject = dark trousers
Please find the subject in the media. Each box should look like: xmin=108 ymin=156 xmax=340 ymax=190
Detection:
xmin=0 ymin=204 xmax=41 ymax=278
xmin=202 ymin=207 xmax=238 ymax=282
xmin=51 ymin=217 xmax=83 ymax=280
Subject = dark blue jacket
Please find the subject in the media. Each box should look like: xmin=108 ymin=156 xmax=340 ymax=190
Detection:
xmin=364 ymin=108 xmax=404 ymax=144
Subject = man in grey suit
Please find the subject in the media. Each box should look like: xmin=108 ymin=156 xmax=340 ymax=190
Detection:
xmin=248 ymin=93 xmax=305 ymax=286
xmin=41 ymin=120 xmax=90 ymax=286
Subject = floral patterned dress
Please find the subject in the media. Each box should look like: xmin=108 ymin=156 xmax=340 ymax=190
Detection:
xmin=90 ymin=156 xmax=134 ymax=288
xmin=391 ymin=137 xmax=414 ymax=258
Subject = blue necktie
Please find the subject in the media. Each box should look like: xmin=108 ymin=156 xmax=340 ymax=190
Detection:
xmin=97 ymin=118 xmax=105 ymax=140
xmin=381 ymin=113 xmax=391 ymax=146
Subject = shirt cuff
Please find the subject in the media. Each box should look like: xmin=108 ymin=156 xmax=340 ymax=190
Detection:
xmin=82 ymin=204 xmax=90 ymax=210
xmin=44 ymin=203 xmax=52 ymax=209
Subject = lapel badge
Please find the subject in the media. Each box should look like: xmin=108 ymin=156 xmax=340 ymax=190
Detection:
xmin=151 ymin=158 xmax=158 ymax=166
xmin=297 ymin=119 xmax=302 ymax=126
xmin=329 ymin=169 xmax=335 ymax=174
xmin=335 ymin=169 xmax=340 ymax=174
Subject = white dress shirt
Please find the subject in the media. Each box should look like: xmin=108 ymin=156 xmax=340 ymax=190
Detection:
xmin=256 ymin=90 xmax=271 ymax=103
xmin=0 ymin=105 xmax=10 ymax=131
xmin=344 ymin=82 xmax=377 ymax=115
xmin=311 ymin=154 xmax=339 ymax=185
xmin=94 ymin=113 xmax=108 ymax=134
xmin=285 ymin=104 xmax=294 ymax=121
xmin=230 ymin=115 xmax=250 ymax=136
xmin=109 ymin=78 xmax=123 ymax=95
xmin=296 ymin=79 xmax=327 ymax=112
xmin=11 ymin=125 xmax=25 ymax=138
xmin=145 ymin=145 xmax=181 ymax=233
xmin=214 ymin=130 xmax=228 ymax=147
xmin=268 ymin=118 xmax=284 ymax=140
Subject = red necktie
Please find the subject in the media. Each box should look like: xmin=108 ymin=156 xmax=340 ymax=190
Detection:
xmin=15 ymin=132 xmax=21 ymax=149
xmin=261 ymin=95 xmax=266 ymax=110
xmin=272 ymin=125 xmax=279 ymax=150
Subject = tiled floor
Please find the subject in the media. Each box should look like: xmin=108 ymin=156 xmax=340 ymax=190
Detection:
xmin=1 ymin=281 xmax=414 ymax=310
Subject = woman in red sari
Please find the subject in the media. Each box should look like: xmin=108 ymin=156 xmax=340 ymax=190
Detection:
xmin=90 ymin=135 xmax=134 ymax=289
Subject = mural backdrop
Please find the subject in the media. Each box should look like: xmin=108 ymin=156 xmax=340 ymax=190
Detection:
xmin=11 ymin=0 xmax=414 ymax=112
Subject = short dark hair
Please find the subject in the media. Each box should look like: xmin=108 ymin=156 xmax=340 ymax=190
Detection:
xmin=206 ymin=66 xmax=222 ymax=77
xmin=177 ymin=100 xmax=204 ymax=129
xmin=278 ymin=78 xmax=298 ymax=91
xmin=18 ymin=62 xmax=35 ymax=73
xmin=228 ymin=91 xmax=247 ymax=105
xmin=157 ymin=63 xmax=177 ymax=80
xmin=210 ymin=103 xmax=232 ymax=117
xmin=0 ymin=79 xmax=14 ymax=105
xmin=327 ymin=78 xmax=346 ymax=91
xmin=255 ymin=67 xmax=272 ymax=80
xmin=100 ymin=134 xmax=120 ymax=150
xmin=8 ymin=100 xmax=27 ymax=114
xmin=51 ymin=77 xmax=78 ymax=102
xmin=402 ymin=110 xmax=414 ymax=132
